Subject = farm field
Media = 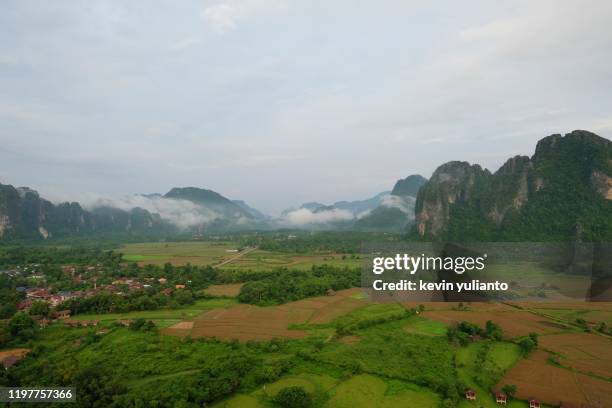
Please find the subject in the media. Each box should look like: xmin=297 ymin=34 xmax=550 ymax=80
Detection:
xmin=73 ymin=298 xmax=237 ymax=328
xmin=538 ymin=332 xmax=612 ymax=379
xmin=498 ymin=349 xmax=604 ymax=406
xmin=222 ymin=249 xmax=361 ymax=271
xmin=204 ymin=283 xmax=244 ymax=297
xmin=162 ymin=288 xmax=367 ymax=341
xmin=118 ymin=241 xmax=241 ymax=266
xmin=212 ymin=373 xmax=440 ymax=408
xmin=421 ymin=309 xmax=572 ymax=338
xmin=118 ymin=241 xmax=361 ymax=270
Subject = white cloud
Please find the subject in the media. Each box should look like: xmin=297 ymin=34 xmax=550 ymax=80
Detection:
xmin=81 ymin=195 xmax=221 ymax=230
xmin=202 ymin=3 xmax=242 ymax=32
xmin=380 ymin=195 xmax=415 ymax=216
xmin=280 ymin=207 xmax=354 ymax=226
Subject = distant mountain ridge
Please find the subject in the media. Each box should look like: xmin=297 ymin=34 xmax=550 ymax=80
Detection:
xmin=354 ymin=175 xmax=426 ymax=231
xmin=1 ymin=130 xmax=609 ymax=240
xmin=0 ymin=185 xmax=267 ymax=239
xmin=0 ymin=183 xmax=167 ymax=239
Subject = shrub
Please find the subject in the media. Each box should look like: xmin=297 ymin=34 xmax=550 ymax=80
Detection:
xmin=275 ymin=386 xmax=312 ymax=408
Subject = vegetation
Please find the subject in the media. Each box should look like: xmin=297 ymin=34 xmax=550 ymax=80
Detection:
xmin=274 ymin=386 xmax=312 ymax=408
xmin=238 ymin=265 xmax=359 ymax=305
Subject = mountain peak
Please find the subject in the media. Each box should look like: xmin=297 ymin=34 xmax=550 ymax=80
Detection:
xmin=391 ymin=175 xmax=428 ymax=196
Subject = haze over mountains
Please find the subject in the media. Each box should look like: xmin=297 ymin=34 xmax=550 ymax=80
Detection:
xmin=1 ymin=131 xmax=610 ymax=241
xmin=0 ymin=175 xmax=425 ymax=239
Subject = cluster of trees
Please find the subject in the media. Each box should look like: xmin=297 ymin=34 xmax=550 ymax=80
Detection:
xmin=58 ymin=288 xmax=196 ymax=315
xmin=446 ymin=320 xmax=504 ymax=346
xmin=336 ymin=308 xmax=415 ymax=335
xmin=0 ymin=246 xmax=122 ymax=267
xmin=244 ymin=231 xmax=400 ymax=254
xmin=517 ymin=332 xmax=539 ymax=355
xmin=0 ymin=273 xmax=24 ymax=318
xmin=238 ymin=265 xmax=360 ymax=305
xmin=275 ymin=386 xmax=312 ymax=408
xmin=0 ymin=313 xmax=37 ymax=345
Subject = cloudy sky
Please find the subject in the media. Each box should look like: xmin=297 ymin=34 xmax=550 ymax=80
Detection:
xmin=1 ymin=0 xmax=611 ymax=215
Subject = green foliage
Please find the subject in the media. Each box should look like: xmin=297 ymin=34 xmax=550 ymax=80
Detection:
xmin=8 ymin=313 xmax=37 ymax=342
xmin=0 ymin=246 xmax=122 ymax=267
xmin=238 ymin=265 xmax=359 ymax=305
xmin=247 ymin=231 xmax=401 ymax=254
xmin=73 ymin=366 xmax=127 ymax=407
xmin=275 ymin=385 xmax=312 ymax=408
xmin=501 ymin=383 xmax=517 ymax=398
xmin=485 ymin=320 xmax=503 ymax=341
xmin=517 ymin=337 xmax=536 ymax=355
xmin=29 ymin=301 xmax=50 ymax=317
xmin=315 ymin=320 xmax=461 ymax=402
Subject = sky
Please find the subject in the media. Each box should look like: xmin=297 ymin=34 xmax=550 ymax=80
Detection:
xmin=1 ymin=0 xmax=611 ymax=215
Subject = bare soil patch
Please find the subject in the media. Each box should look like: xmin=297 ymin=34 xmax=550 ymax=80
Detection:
xmin=539 ymin=332 xmax=612 ymax=379
xmin=421 ymin=310 xmax=569 ymax=338
xmin=204 ymin=284 xmax=244 ymax=297
xmin=162 ymin=288 xmax=367 ymax=341
xmin=338 ymin=335 xmax=361 ymax=344
xmin=499 ymin=350 xmax=587 ymax=406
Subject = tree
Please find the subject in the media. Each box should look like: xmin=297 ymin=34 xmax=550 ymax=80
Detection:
xmin=518 ymin=337 xmax=536 ymax=355
xmin=528 ymin=332 xmax=539 ymax=346
xmin=502 ymin=384 xmax=517 ymax=398
xmin=485 ymin=320 xmax=503 ymax=340
xmin=29 ymin=301 xmax=50 ymax=317
xmin=275 ymin=386 xmax=312 ymax=408
xmin=73 ymin=367 xmax=126 ymax=408
xmin=8 ymin=313 xmax=36 ymax=341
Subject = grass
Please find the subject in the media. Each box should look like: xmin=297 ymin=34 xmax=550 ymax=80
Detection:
xmin=332 ymin=303 xmax=407 ymax=328
xmin=456 ymin=341 xmax=523 ymax=407
xmin=326 ymin=374 xmax=439 ymax=408
xmin=118 ymin=241 xmax=361 ymax=270
xmin=213 ymin=372 xmax=438 ymax=408
xmin=404 ymin=315 xmax=447 ymax=336
xmin=72 ymin=298 xmax=237 ymax=327
xmin=118 ymin=241 xmax=241 ymax=266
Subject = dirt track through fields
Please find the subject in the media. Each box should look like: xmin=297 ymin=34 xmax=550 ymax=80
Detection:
xmin=213 ymin=247 xmax=258 ymax=268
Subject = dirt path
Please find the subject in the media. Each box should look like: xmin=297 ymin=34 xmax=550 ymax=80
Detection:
xmin=213 ymin=246 xmax=257 ymax=268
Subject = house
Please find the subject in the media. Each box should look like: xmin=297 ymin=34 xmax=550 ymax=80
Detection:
xmin=49 ymin=294 xmax=65 ymax=307
xmin=326 ymin=288 xmax=336 ymax=296
xmin=528 ymin=399 xmax=541 ymax=408
xmin=0 ymin=349 xmax=30 ymax=370
xmin=465 ymin=389 xmax=477 ymax=401
xmin=158 ymin=278 xmax=167 ymax=284
xmin=64 ymin=320 xmax=98 ymax=327
xmin=17 ymin=299 xmax=33 ymax=311
xmin=26 ymin=289 xmax=50 ymax=300
xmin=175 ymin=284 xmax=186 ymax=289
xmin=55 ymin=310 xmax=71 ymax=319
xmin=162 ymin=288 xmax=173 ymax=296
xmin=495 ymin=392 xmax=507 ymax=405
xmin=63 ymin=320 xmax=80 ymax=328
xmin=37 ymin=318 xmax=52 ymax=328
xmin=117 ymin=319 xmax=133 ymax=327
xmin=1 ymin=355 xmax=20 ymax=369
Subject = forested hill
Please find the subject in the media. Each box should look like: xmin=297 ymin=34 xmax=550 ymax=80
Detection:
xmin=413 ymin=130 xmax=612 ymax=241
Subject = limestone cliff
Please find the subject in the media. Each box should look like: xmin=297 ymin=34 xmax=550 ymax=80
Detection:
xmin=414 ymin=130 xmax=612 ymax=240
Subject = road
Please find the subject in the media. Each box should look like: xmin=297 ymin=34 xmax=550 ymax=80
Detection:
xmin=213 ymin=246 xmax=258 ymax=268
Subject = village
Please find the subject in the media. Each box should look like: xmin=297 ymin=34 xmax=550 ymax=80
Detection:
xmin=2 ymin=262 xmax=193 ymax=333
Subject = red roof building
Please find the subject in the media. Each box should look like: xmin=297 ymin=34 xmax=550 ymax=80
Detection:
xmin=495 ymin=392 xmax=507 ymax=405
xmin=465 ymin=389 xmax=477 ymax=401
xmin=529 ymin=399 xmax=541 ymax=408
